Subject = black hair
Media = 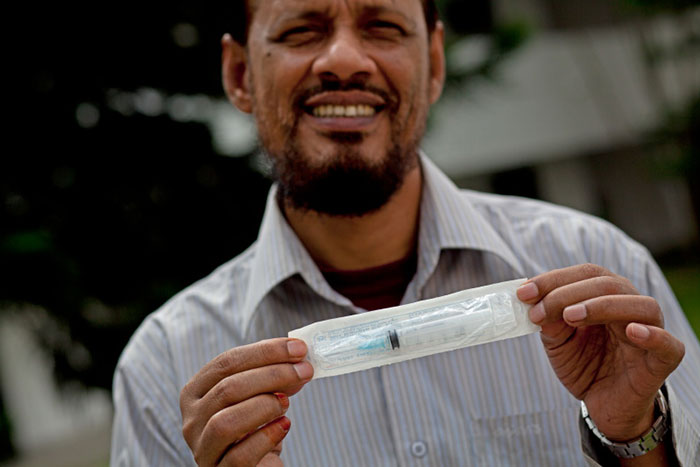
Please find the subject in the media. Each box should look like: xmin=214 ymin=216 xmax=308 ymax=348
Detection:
xmin=226 ymin=0 xmax=439 ymax=45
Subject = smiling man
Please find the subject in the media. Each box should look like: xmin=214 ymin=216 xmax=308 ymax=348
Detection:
xmin=111 ymin=1 xmax=700 ymax=466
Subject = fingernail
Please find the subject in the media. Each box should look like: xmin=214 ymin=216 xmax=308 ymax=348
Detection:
xmin=629 ymin=323 xmax=650 ymax=340
xmin=279 ymin=416 xmax=291 ymax=432
xmin=529 ymin=303 xmax=546 ymax=324
xmin=517 ymin=282 xmax=539 ymax=301
xmin=293 ymin=361 xmax=313 ymax=380
xmin=287 ymin=339 xmax=307 ymax=358
xmin=274 ymin=392 xmax=289 ymax=410
xmin=564 ymin=304 xmax=587 ymax=322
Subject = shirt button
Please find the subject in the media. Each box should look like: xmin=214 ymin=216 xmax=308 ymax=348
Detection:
xmin=411 ymin=441 xmax=427 ymax=458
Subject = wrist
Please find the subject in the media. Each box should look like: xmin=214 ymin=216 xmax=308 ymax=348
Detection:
xmin=599 ymin=404 xmax=656 ymax=442
xmin=581 ymin=390 xmax=670 ymax=459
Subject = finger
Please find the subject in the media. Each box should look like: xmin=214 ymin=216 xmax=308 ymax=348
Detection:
xmin=219 ymin=417 xmax=291 ymax=467
xmin=562 ymin=295 xmax=664 ymax=328
xmin=269 ymin=441 xmax=284 ymax=457
xmin=259 ymin=451 xmax=284 ymax=467
xmin=626 ymin=324 xmax=686 ymax=378
xmin=527 ymin=275 xmax=637 ymax=326
xmin=196 ymin=393 xmax=289 ymax=466
xmin=182 ymin=338 xmax=307 ymax=400
xmin=283 ymin=382 xmax=309 ymax=398
xmin=196 ymin=361 xmax=313 ymax=426
xmin=517 ymin=263 xmax=624 ymax=304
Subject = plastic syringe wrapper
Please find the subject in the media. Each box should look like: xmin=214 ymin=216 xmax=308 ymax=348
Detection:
xmin=289 ymin=279 xmax=540 ymax=379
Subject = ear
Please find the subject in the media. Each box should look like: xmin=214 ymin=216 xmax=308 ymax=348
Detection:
xmin=222 ymin=33 xmax=253 ymax=114
xmin=428 ymin=21 xmax=446 ymax=105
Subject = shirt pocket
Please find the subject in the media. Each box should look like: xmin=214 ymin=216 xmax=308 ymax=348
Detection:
xmin=464 ymin=406 xmax=588 ymax=466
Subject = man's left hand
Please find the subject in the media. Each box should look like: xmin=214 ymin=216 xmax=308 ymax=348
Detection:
xmin=517 ymin=264 xmax=685 ymax=441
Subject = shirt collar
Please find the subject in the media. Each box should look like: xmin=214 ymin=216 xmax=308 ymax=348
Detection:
xmin=411 ymin=155 xmax=525 ymax=295
xmin=241 ymin=188 xmax=353 ymax=333
xmin=241 ymin=154 xmax=524 ymax=331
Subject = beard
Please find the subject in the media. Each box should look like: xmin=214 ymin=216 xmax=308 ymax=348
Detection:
xmin=271 ymin=134 xmax=418 ymax=217
xmin=256 ymin=80 xmax=424 ymax=218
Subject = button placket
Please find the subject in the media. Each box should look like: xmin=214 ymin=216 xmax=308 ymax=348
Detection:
xmin=381 ymin=359 xmax=443 ymax=466
xmin=381 ymin=364 xmax=421 ymax=465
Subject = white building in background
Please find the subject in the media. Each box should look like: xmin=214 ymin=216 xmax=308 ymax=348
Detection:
xmin=1 ymin=2 xmax=698 ymax=466
xmin=424 ymin=2 xmax=699 ymax=254
xmin=200 ymin=0 xmax=697 ymax=253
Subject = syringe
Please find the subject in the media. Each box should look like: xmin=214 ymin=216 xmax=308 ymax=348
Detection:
xmin=312 ymin=293 xmax=517 ymax=370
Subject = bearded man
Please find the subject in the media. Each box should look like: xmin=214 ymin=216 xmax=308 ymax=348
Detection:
xmin=111 ymin=1 xmax=700 ymax=466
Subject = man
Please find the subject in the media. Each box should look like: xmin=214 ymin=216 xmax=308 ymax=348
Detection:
xmin=111 ymin=0 xmax=700 ymax=465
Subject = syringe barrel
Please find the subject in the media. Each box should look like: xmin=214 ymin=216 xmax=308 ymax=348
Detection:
xmin=292 ymin=279 xmax=539 ymax=379
xmin=310 ymin=293 xmax=518 ymax=370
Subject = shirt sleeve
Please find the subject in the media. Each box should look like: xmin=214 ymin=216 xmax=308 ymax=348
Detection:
xmin=110 ymin=317 xmax=195 ymax=466
xmin=642 ymin=253 xmax=700 ymax=465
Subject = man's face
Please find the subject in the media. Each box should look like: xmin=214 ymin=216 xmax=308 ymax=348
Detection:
xmin=225 ymin=0 xmax=444 ymax=216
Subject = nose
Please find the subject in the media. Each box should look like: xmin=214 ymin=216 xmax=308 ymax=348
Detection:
xmin=311 ymin=28 xmax=377 ymax=81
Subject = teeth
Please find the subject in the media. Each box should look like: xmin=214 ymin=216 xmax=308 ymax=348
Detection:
xmin=312 ymin=105 xmax=376 ymax=118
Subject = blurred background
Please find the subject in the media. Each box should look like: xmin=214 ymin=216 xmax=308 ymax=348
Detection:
xmin=2 ymin=0 xmax=698 ymax=465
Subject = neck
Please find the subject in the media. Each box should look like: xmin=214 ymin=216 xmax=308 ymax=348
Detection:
xmin=283 ymin=165 xmax=422 ymax=271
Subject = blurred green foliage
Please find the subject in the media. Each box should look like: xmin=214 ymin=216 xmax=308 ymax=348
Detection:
xmin=3 ymin=2 xmax=270 ymax=457
xmin=664 ymin=265 xmax=700 ymax=337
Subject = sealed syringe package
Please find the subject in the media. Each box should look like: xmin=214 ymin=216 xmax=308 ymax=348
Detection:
xmin=289 ymin=279 xmax=540 ymax=379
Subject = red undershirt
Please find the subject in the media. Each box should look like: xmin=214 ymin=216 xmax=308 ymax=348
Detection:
xmin=320 ymin=251 xmax=418 ymax=311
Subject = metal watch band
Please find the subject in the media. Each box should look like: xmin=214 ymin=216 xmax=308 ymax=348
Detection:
xmin=580 ymin=389 xmax=669 ymax=459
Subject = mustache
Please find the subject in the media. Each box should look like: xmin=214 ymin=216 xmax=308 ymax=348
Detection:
xmin=293 ymin=80 xmax=399 ymax=112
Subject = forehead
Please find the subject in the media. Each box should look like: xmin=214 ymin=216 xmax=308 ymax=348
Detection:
xmin=250 ymin=0 xmax=421 ymax=19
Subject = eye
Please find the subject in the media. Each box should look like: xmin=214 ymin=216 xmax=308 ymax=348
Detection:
xmin=277 ymin=25 xmax=324 ymax=45
xmin=365 ymin=20 xmax=405 ymax=38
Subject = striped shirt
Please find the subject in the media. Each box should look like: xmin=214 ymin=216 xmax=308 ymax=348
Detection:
xmin=111 ymin=155 xmax=700 ymax=466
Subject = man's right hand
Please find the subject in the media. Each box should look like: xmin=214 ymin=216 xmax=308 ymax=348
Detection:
xmin=179 ymin=338 xmax=314 ymax=466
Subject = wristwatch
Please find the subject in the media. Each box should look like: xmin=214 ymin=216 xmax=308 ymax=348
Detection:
xmin=580 ymin=390 xmax=670 ymax=459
